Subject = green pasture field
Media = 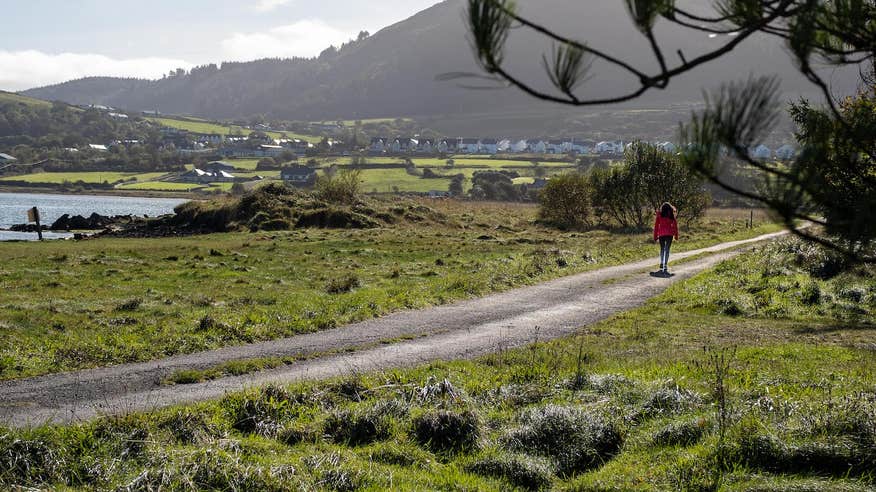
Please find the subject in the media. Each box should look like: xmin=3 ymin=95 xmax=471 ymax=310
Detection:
xmin=359 ymin=169 xmax=452 ymax=193
xmin=3 ymin=232 xmax=873 ymax=491
xmin=146 ymin=117 xmax=320 ymax=144
xmin=0 ymin=172 xmax=168 ymax=184
xmin=0 ymin=205 xmax=779 ymax=381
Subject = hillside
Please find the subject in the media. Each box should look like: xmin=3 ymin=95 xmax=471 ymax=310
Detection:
xmin=0 ymin=90 xmax=51 ymax=108
xmin=22 ymin=0 xmax=855 ymax=122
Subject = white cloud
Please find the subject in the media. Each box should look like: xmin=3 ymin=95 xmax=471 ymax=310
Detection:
xmin=255 ymin=0 xmax=292 ymax=12
xmin=221 ymin=20 xmax=355 ymax=61
xmin=0 ymin=50 xmax=193 ymax=91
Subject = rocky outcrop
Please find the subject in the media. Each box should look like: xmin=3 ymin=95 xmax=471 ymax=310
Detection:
xmin=49 ymin=213 xmax=134 ymax=231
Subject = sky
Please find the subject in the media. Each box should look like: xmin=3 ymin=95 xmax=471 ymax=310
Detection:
xmin=0 ymin=0 xmax=439 ymax=92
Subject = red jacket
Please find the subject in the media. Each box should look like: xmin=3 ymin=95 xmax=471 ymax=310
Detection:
xmin=654 ymin=214 xmax=679 ymax=241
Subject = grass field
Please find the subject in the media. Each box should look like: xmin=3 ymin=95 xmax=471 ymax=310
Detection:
xmin=116 ymin=181 xmax=208 ymax=192
xmin=0 ymin=205 xmax=779 ymax=381
xmin=0 ymin=91 xmax=52 ymax=107
xmin=2 ymin=234 xmax=872 ymax=491
xmin=0 ymin=172 xmax=168 ymax=185
xmin=147 ymin=117 xmax=320 ymax=144
xmin=360 ymin=169 xmax=453 ymax=193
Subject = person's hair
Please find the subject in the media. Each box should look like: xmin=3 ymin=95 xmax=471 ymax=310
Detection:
xmin=660 ymin=202 xmax=676 ymax=219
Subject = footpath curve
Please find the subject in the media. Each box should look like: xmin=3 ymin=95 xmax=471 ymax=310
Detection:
xmin=0 ymin=231 xmax=788 ymax=427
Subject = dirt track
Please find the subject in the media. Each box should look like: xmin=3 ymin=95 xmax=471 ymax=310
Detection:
xmin=0 ymin=231 xmax=787 ymax=428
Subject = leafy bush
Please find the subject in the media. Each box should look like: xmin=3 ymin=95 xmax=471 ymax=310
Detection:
xmin=411 ymin=409 xmax=481 ymax=453
xmin=801 ymin=281 xmax=821 ymax=305
xmin=590 ymin=142 xmax=710 ymax=229
xmin=315 ymin=170 xmax=362 ymax=205
xmin=538 ymin=172 xmax=593 ymax=229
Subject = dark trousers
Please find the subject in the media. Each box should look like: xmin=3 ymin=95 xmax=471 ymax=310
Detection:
xmin=659 ymin=236 xmax=673 ymax=270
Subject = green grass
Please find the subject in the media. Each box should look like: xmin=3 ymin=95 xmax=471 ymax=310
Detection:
xmin=0 ymin=172 xmax=168 ymax=185
xmin=116 ymin=181 xmax=208 ymax=191
xmin=360 ymin=168 xmax=453 ymax=193
xmin=147 ymin=117 xmax=320 ymax=143
xmin=0 ymin=205 xmax=779 ymax=380
xmin=0 ymin=91 xmax=52 ymax=107
xmin=1 ymin=235 xmax=872 ymax=491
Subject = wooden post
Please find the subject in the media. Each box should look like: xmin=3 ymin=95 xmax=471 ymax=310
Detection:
xmin=749 ymin=209 xmax=754 ymax=229
xmin=27 ymin=207 xmax=43 ymax=241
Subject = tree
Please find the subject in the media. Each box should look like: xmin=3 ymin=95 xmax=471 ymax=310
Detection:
xmin=538 ymin=172 xmax=593 ymax=229
xmin=625 ymin=142 xmax=710 ymax=224
xmin=465 ymin=0 xmax=875 ymax=260
xmin=449 ymin=174 xmax=466 ymax=196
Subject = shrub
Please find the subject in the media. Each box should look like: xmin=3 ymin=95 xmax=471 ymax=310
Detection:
xmin=466 ymin=454 xmax=553 ymax=491
xmin=323 ymin=408 xmax=391 ymax=446
xmin=502 ymin=405 xmax=622 ymax=477
xmin=633 ymin=385 xmax=703 ymax=421
xmin=590 ymin=142 xmax=710 ymax=229
xmin=325 ymin=275 xmax=360 ymax=294
xmin=652 ymin=418 xmax=709 ymax=447
xmin=801 ymin=281 xmax=821 ymax=305
xmin=315 ymin=170 xmax=362 ymax=205
xmin=116 ymin=298 xmax=142 ymax=311
xmin=411 ymin=409 xmax=481 ymax=453
xmin=538 ymin=172 xmax=593 ymax=230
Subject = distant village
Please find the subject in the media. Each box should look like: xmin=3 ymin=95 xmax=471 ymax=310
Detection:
xmin=0 ymin=104 xmax=800 ymax=189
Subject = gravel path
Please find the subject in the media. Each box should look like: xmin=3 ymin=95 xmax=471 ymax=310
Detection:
xmin=0 ymin=231 xmax=787 ymax=427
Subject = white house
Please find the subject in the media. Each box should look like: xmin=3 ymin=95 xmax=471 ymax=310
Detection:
xmin=750 ymin=144 xmax=772 ymax=160
xmin=596 ymin=141 xmax=624 ymax=154
xmin=0 ymin=153 xmax=17 ymax=164
xmin=417 ymin=139 xmax=434 ymax=154
xmin=369 ymin=137 xmax=388 ymax=153
xmin=481 ymin=138 xmax=499 ymax=155
xmin=392 ymin=137 xmax=418 ymax=153
xmin=259 ymin=144 xmax=285 ymax=157
xmin=547 ymin=139 xmax=567 ymax=154
xmin=436 ymin=139 xmax=457 ymax=154
xmin=88 ymin=144 xmax=108 ymax=152
xmin=179 ymin=168 xmax=237 ymax=184
xmin=569 ymin=139 xmax=593 ymax=154
xmin=505 ymin=139 xmax=528 ymax=153
xmin=527 ymin=139 xmax=547 ymax=153
xmin=459 ymin=138 xmax=481 ymax=154
xmin=775 ymin=144 xmax=796 ymax=160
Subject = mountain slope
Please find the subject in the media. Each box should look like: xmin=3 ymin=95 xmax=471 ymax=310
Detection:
xmin=22 ymin=0 xmax=855 ymax=121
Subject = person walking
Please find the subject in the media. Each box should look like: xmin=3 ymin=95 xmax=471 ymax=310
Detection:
xmin=653 ymin=202 xmax=679 ymax=276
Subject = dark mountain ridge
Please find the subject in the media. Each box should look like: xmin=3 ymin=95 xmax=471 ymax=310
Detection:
xmin=22 ymin=0 xmax=856 ymax=121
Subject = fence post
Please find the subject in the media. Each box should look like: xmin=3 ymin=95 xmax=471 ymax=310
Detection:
xmin=27 ymin=206 xmax=44 ymax=241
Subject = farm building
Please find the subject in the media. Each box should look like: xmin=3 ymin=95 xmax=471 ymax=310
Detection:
xmin=0 ymin=153 xmax=17 ymax=164
xmin=204 ymin=161 xmax=236 ymax=172
xmin=179 ymin=168 xmax=236 ymax=183
xmin=280 ymin=165 xmax=317 ymax=186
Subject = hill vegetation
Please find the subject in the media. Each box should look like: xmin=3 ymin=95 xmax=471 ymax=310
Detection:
xmin=20 ymin=0 xmax=834 ymax=122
